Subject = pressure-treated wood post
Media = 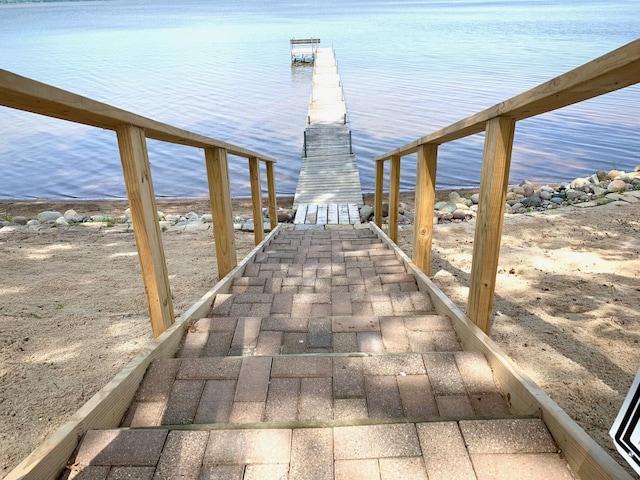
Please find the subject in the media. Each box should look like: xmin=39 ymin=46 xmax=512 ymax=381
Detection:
xmin=249 ymin=156 xmax=264 ymax=244
xmin=205 ymin=147 xmax=237 ymax=278
xmin=266 ymin=161 xmax=278 ymax=231
xmin=116 ymin=125 xmax=174 ymax=338
xmin=388 ymin=155 xmax=401 ymax=243
xmin=467 ymin=116 xmax=516 ymax=334
xmin=413 ymin=144 xmax=438 ymax=275
xmin=374 ymin=160 xmax=385 ymax=227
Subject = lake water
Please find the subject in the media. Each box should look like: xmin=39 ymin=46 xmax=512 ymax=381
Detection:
xmin=0 ymin=0 xmax=638 ymax=199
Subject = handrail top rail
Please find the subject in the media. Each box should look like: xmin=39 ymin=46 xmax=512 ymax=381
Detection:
xmin=0 ymin=69 xmax=276 ymax=163
xmin=374 ymin=38 xmax=640 ymax=162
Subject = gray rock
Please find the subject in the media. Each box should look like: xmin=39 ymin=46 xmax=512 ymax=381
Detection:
xmin=565 ymin=189 xmax=584 ymax=201
xmin=12 ymin=216 xmax=28 ymax=225
xmin=607 ymin=179 xmax=627 ymax=193
xmin=55 ymin=217 xmax=69 ymax=226
xmin=156 ymin=210 xmax=165 ymax=220
xmin=550 ymin=197 xmax=564 ymax=205
xmin=505 ymin=191 xmax=517 ymax=201
xmin=521 ymin=195 xmax=542 ymax=208
xmin=27 ymin=219 xmax=40 ymax=226
xmin=590 ymin=185 xmax=606 ymax=196
xmin=185 ymin=211 xmax=199 ymax=221
xmin=540 ymin=185 xmax=555 ymax=193
xmin=635 ymin=165 xmax=640 ymax=172
xmin=439 ymin=202 xmax=458 ymax=214
xmin=434 ymin=201 xmax=450 ymax=211
xmin=359 ymin=205 xmax=374 ymax=223
xmin=37 ymin=211 xmax=62 ymax=223
xmin=165 ymin=214 xmax=182 ymax=223
xmin=448 ymin=192 xmax=463 ymax=204
xmin=570 ymin=177 xmax=590 ymax=189
xmin=588 ymin=174 xmax=600 ymax=185
xmin=512 ymin=186 xmax=525 ymax=196
xmin=539 ymin=190 xmax=552 ymax=201
xmin=125 ymin=208 xmax=132 ymax=220
xmin=596 ymin=170 xmax=608 ymax=182
xmin=511 ymin=203 xmax=526 ymax=214
xmin=470 ymin=193 xmax=479 ymax=204
xmin=201 ymin=214 xmax=213 ymax=223
xmin=398 ymin=213 xmax=411 ymax=224
xmin=381 ymin=202 xmax=389 ymax=217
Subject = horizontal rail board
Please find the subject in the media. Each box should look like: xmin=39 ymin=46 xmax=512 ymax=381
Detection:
xmin=0 ymin=69 xmax=276 ymax=163
xmin=375 ymin=38 xmax=640 ymax=161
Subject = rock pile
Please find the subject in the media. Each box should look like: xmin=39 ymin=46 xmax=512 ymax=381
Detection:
xmin=429 ymin=166 xmax=640 ymax=222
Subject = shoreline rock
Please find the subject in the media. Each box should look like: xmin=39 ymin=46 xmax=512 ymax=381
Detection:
xmin=1 ymin=167 xmax=638 ymax=233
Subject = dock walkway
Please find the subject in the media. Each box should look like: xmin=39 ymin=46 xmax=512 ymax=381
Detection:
xmin=66 ymin=225 xmax=574 ymax=479
xmin=294 ymin=48 xmax=363 ymax=210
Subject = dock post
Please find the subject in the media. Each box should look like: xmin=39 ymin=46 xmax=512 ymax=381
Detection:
xmin=249 ymin=156 xmax=264 ymax=244
xmin=349 ymin=131 xmax=353 ymax=154
xmin=413 ymin=144 xmax=438 ymax=275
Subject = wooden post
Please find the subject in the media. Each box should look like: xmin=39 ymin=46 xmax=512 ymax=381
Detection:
xmin=116 ymin=125 xmax=174 ymax=338
xmin=467 ymin=116 xmax=516 ymax=334
xmin=249 ymin=156 xmax=264 ymax=244
xmin=205 ymin=147 xmax=237 ymax=279
xmin=374 ymin=160 xmax=385 ymax=227
xmin=413 ymin=144 xmax=438 ymax=275
xmin=266 ymin=161 xmax=278 ymax=231
xmin=388 ymin=155 xmax=401 ymax=243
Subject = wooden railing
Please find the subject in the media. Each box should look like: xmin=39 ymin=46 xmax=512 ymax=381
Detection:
xmin=0 ymin=69 xmax=279 ymax=338
xmin=374 ymin=38 xmax=640 ymax=335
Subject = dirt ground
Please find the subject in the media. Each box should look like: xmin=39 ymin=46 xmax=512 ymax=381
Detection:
xmin=1 ymin=194 xmax=639 ymax=477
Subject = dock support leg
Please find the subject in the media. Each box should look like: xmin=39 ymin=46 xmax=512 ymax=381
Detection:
xmin=413 ymin=144 xmax=438 ymax=275
xmin=116 ymin=125 xmax=174 ymax=338
xmin=205 ymin=147 xmax=237 ymax=279
xmin=249 ymin=156 xmax=264 ymax=244
xmin=467 ymin=116 xmax=515 ymax=335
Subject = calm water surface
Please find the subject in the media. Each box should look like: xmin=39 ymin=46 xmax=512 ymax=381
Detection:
xmin=0 ymin=0 xmax=638 ymax=199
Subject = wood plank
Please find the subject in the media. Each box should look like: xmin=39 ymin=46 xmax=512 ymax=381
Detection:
xmin=327 ymin=204 xmax=338 ymax=224
xmin=316 ymin=204 xmax=328 ymax=225
xmin=338 ymin=204 xmax=349 ymax=224
xmin=348 ymin=204 xmax=359 ymax=225
xmin=305 ymin=204 xmax=318 ymax=224
xmin=367 ymin=222 xmax=633 ymax=480
xmin=266 ymin=161 xmax=278 ymax=231
xmin=205 ymin=147 xmax=237 ymax=279
xmin=248 ymin=157 xmax=264 ymax=244
xmin=116 ymin=125 xmax=174 ymax=338
xmin=0 ymin=69 xmax=276 ymax=163
xmin=374 ymin=38 xmax=640 ymax=161
xmin=467 ymin=116 xmax=515 ymax=334
xmin=388 ymin=155 xmax=401 ymax=243
xmin=294 ymin=204 xmax=308 ymax=224
xmin=413 ymin=144 xmax=438 ymax=275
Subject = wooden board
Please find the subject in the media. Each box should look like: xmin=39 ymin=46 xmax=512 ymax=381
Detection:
xmin=367 ymin=222 xmax=633 ymax=480
xmin=294 ymin=204 xmax=308 ymax=224
xmin=327 ymin=204 xmax=339 ymax=224
xmin=348 ymin=204 xmax=359 ymax=224
xmin=316 ymin=204 xmax=328 ymax=225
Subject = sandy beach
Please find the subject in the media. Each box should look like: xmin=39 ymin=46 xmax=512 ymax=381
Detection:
xmin=1 ymin=194 xmax=638 ymax=477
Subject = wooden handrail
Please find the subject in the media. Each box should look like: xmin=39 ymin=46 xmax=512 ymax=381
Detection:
xmin=374 ymin=38 xmax=640 ymax=337
xmin=0 ymin=69 xmax=276 ymax=163
xmin=0 ymin=68 xmax=279 ymax=338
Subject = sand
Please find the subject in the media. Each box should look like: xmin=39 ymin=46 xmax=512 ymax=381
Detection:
xmin=1 ymin=195 xmax=638 ymax=477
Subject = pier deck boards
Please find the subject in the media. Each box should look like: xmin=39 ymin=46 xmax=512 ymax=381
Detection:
xmin=65 ymin=226 xmax=575 ymax=479
xmin=294 ymin=48 xmax=363 ymax=209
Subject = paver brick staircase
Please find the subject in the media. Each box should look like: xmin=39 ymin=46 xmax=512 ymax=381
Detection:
xmin=65 ymin=226 xmax=575 ymax=479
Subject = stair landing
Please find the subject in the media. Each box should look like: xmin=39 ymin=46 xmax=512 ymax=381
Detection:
xmin=64 ymin=226 xmax=575 ymax=479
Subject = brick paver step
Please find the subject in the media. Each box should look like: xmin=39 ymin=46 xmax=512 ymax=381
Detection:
xmin=68 ymin=419 xmax=573 ymax=479
xmin=179 ymin=315 xmax=461 ymax=356
xmin=121 ymin=351 xmax=508 ymax=428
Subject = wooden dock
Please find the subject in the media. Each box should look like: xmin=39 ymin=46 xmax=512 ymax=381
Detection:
xmin=294 ymin=48 xmax=363 ymax=210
